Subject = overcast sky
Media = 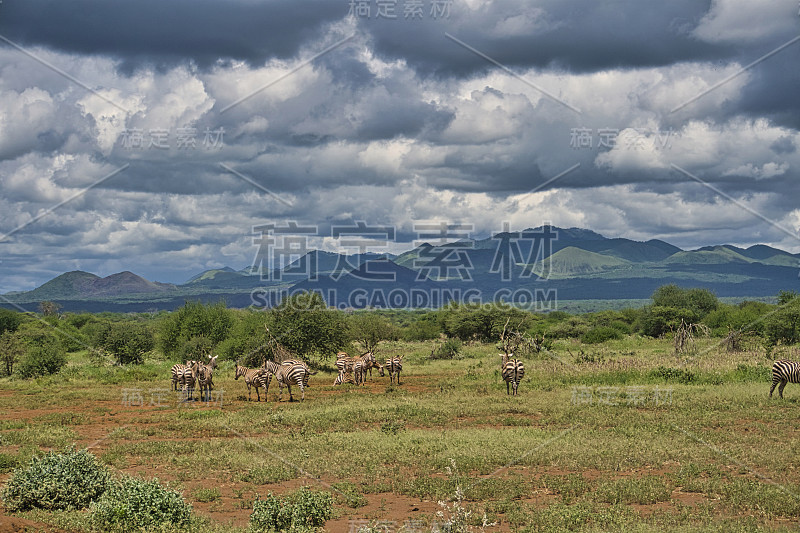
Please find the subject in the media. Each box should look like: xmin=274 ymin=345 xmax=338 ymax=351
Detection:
xmin=0 ymin=0 xmax=799 ymax=291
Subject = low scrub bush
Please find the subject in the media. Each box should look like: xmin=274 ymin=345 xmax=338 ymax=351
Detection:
xmin=1 ymin=448 xmax=110 ymax=511
xmin=581 ymin=326 xmax=623 ymax=344
xmin=90 ymin=475 xmax=192 ymax=531
xmin=249 ymin=487 xmax=333 ymax=532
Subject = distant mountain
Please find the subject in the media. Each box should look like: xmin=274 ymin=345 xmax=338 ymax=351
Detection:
xmin=186 ymin=267 xmax=237 ymax=283
xmin=3 ymin=226 xmax=798 ymax=312
xmin=535 ymin=247 xmax=632 ymax=278
xmin=10 ymin=271 xmax=177 ymax=301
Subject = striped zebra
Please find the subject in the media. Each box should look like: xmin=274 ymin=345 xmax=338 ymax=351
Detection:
xmin=178 ymin=361 xmax=199 ymax=400
xmin=196 ymin=356 xmax=218 ymax=402
xmin=356 ymin=352 xmax=384 ymax=383
xmin=770 ymin=360 xmax=800 ymax=399
xmin=264 ymin=361 xmax=309 ymax=401
xmin=171 ymin=360 xmax=196 ymax=391
xmin=385 ymin=356 xmax=403 ymax=385
xmin=500 ymin=353 xmax=524 ymax=395
xmin=335 ymin=354 xmax=356 ymax=382
xmin=279 ymin=359 xmax=315 ymax=388
xmin=235 ymin=363 xmax=271 ymax=401
xmin=334 ymin=371 xmax=356 ymax=386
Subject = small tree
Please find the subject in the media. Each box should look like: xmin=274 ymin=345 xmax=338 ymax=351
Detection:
xmin=38 ymin=301 xmax=62 ymax=317
xmin=269 ymin=292 xmax=350 ymax=360
xmin=102 ymin=322 xmax=154 ymax=365
xmin=349 ymin=313 xmax=397 ymax=354
xmin=0 ymin=332 xmax=24 ymax=376
xmin=15 ymin=322 xmax=67 ymax=378
xmin=0 ymin=308 xmax=21 ymax=337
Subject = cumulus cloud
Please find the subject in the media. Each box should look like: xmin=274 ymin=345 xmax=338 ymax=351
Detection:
xmin=0 ymin=0 xmax=799 ymax=291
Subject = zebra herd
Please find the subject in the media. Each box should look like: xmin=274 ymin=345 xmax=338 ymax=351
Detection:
xmin=333 ymin=352 xmax=404 ymax=386
xmin=171 ymin=351 xmax=798 ymax=402
xmin=170 ymin=355 xmax=219 ymax=401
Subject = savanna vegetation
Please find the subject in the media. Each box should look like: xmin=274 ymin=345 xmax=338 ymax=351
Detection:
xmin=1 ymin=285 xmax=799 ymax=532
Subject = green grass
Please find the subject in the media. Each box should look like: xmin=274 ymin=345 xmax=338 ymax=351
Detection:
xmin=2 ymin=337 xmax=800 ymax=531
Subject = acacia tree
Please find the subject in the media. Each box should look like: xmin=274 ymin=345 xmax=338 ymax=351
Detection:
xmin=349 ymin=313 xmax=397 ymax=354
xmin=268 ymin=292 xmax=350 ymax=361
xmin=0 ymin=332 xmax=24 ymax=375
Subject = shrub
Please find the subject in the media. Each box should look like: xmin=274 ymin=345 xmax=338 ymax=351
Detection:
xmin=1 ymin=448 xmax=111 ymax=511
xmin=581 ymin=326 xmax=623 ymax=344
xmin=90 ymin=476 xmax=192 ymax=531
xmin=102 ymin=322 xmax=155 ymax=365
xmin=431 ymin=338 xmax=462 ymax=359
xmin=249 ymin=487 xmax=333 ymax=533
xmin=16 ymin=344 xmax=67 ymax=378
xmin=0 ymin=332 xmax=24 ymax=376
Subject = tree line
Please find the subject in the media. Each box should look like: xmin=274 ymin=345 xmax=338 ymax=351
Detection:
xmin=0 ymin=285 xmax=798 ymax=377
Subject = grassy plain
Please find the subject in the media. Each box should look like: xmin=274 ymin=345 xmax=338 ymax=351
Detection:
xmin=1 ymin=336 xmax=799 ymax=531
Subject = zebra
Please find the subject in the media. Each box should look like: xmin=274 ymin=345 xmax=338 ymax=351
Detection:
xmin=171 ymin=360 xmax=196 ymax=391
xmin=235 ymin=363 xmax=271 ymax=401
xmin=357 ymin=352 xmax=384 ymax=382
xmin=335 ymin=355 xmax=356 ymax=382
xmin=385 ymin=356 xmax=403 ymax=385
xmin=770 ymin=360 xmax=800 ymax=399
xmin=500 ymin=353 xmax=524 ymax=395
xmin=334 ymin=371 xmax=356 ymax=386
xmin=264 ymin=361 xmax=309 ymax=401
xmin=196 ymin=356 xmax=218 ymax=402
xmin=179 ymin=361 xmax=199 ymax=400
xmin=279 ymin=359 xmax=315 ymax=388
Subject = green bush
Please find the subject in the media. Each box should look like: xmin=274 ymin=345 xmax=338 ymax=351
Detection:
xmin=102 ymin=322 xmax=155 ymax=364
xmin=1 ymin=448 xmax=111 ymax=511
xmin=90 ymin=476 xmax=192 ymax=531
xmin=17 ymin=343 xmax=67 ymax=378
xmin=431 ymin=338 xmax=462 ymax=359
xmin=581 ymin=326 xmax=623 ymax=344
xmin=249 ymin=487 xmax=333 ymax=532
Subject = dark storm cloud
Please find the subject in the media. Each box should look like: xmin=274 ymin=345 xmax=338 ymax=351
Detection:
xmin=363 ymin=0 xmax=724 ymax=76
xmin=0 ymin=0 xmax=345 ymax=69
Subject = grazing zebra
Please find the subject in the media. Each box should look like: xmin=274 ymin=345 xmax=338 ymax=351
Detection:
xmin=196 ymin=356 xmax=218 ymax=402
xmin=235 ymin=363 xmax=271 ymax=401
xmin=500 ymin=353 xmax=525 ymax=395
xmin=356 ymin=352 xmax=384 ymax=382
xmin=770 ymin=360 xmax=800 ymax=399
xmin=385 ymin=356 xmax=403 ymax=385
xmin=334 ymin=371 xmax=356 ymax=386
xmin=264 ymin=361 xmax=309 ymax=401
xmin=171 ymin=360 xmax=196 ymax=391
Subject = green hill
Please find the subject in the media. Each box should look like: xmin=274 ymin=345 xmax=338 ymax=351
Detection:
xmin=533 ymin=247 xmax=632 ymax=278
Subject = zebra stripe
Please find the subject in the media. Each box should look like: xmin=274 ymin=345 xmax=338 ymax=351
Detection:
xmin=385 ymin=356 xmax=403 ymax=385
xmin=196 ymin=356 xmax=218 ymax=402
xmin=770 ymin=360 xmax=800 ymax=399
xmin=171 ymin=361 xmax=193 ymax=391
xmin=264 ymin=361 xmax=309 ymax=401
xmin=500 ymin=353 xmax=524 ymax=396
xmin=334 ymin=371 xmax=356 ymax=386
xmin=356 ymin=352 xmax=383 ymax=383
xmin=235 ymin=363 xmax=270 ymax=401
xmin=179 ymin=361 xmax=199 ymax=400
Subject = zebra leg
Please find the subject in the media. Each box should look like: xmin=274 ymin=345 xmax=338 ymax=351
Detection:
xmin=506 ymin=381 xmax=510 ymax=395
xmin=770 ymin=380 xmax=778 ymax=398
xmin=299 ymin=383 xmax=305 ymax=401
xmin=779 ymin=380 xmax=788 ymax=399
